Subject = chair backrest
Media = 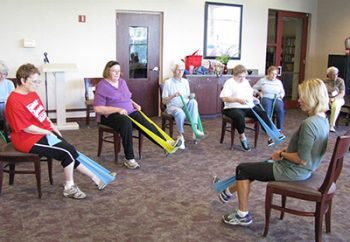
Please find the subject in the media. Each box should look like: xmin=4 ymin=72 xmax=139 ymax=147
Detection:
xmin=84 ymin=77 xmax=103 ymax=101
xmin=159 ymin=84 xmax=167 ymax=112
xmin=319 ymin=131 xmax=350 ymax=194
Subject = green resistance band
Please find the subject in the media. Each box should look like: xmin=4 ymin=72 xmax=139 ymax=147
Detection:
xmin=179 ymin=95 xmax=204 ymax=139
xmin=0 ymin=130 xmax=8 ymax=144
xmin=127 ymin=111 xmax=177 ymax=154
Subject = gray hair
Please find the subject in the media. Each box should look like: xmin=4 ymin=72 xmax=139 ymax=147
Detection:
xmin=326 ymin=66 xmax=339 ymax=75
xmin=0 ymin=61 xmax=9 ymax=74
xmin=171 ymin=60 xmax=185 ymax=71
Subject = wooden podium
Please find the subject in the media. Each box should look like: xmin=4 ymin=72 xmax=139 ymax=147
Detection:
xmin=42 ymin=63 xmax=79 ymax=130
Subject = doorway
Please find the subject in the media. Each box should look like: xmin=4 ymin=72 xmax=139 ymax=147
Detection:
xmin=116 ymin=12 xmax=162 ymax=116
xmin=266 ymin=10 xmax=309 ymax=108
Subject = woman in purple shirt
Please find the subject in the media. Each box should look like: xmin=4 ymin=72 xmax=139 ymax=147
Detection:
xmin=94 ymin=61 xmax=181 ymax=169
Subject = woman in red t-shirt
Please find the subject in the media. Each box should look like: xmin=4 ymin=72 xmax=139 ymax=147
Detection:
xmin=5 ymin=63 xmax=108 ymax=199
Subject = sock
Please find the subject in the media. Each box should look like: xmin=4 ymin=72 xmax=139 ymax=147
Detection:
xmin=237 ymin=209 xmax=249 ymax=217
xmin=65 ymin=180 xmax=74 ymax=189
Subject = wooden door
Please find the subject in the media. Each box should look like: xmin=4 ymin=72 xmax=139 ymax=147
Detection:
xmin=116 ymin=12 xmax=161 ymax=116
xmin=266 ymin=10 xmax=308 ymax=108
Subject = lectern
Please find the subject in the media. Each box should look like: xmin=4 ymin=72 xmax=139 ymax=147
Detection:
xmin=42 ymin=63 xmax=79 ymax=130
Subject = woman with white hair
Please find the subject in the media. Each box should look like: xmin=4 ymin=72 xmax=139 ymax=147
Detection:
xmin=218 ymin=78 xmax=329 ymax=226
xmin=162 ymin=60 xmax=204 ymax=149
xmin=324 ymin=66 xmax=345 ymax=132
xmin=0 ymin=61 xmax=15 ymax=142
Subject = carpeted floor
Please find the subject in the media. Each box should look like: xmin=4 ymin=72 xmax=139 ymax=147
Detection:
xmin=1 ymin=109 xmax=349 ymax=242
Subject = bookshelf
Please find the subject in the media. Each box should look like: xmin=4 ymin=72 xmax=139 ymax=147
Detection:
xmin=282 ymin=37 xmax=295 ymax=72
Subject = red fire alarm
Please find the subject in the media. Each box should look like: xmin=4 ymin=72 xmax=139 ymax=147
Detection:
xmin=78 ymin=15 xmax=86 ymax=23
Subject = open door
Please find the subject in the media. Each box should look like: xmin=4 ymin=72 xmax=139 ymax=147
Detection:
xmin=266 ymin=10 xmax=308 ymax=108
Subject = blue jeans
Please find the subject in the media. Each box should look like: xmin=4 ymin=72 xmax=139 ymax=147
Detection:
xmin=261 ymin=97 xmax=284 ymax=130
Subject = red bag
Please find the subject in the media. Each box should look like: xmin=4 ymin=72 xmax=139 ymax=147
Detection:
xmin=185 ymin=50 xmax=202 ymax=70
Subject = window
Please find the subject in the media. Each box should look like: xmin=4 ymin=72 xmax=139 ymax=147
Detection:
xmin=204 ymin=2 xmax=243 ymax=59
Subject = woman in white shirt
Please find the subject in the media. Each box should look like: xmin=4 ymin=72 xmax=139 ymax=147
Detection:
xmin=220 ymin=65 xmax=275 ymax=151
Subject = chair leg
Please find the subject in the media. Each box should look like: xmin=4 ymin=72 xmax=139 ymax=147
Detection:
xmin=230 ymin=125 xmax=235 ymax=150
xmin=0 ymin=161 xmax=3 ymax=195
xmin=280 ymin=195 xmax=286 ymax=220
xmin=9 ymin=163 xmax=15 ymax=185
xmin=254 ymin=122 xmax=259 ymax=148
xmin=220 ymin=120 xmax=226 ymax=143
xmin=263 ymin=187 xmax=273 ymax=237
xmin=315 ymin=202 xmax=325 ymax=242
xmin=86 ymin=108 xmax=90 ymax=126
xmin=97 ymin=129 xmax=103 ymax=157
xmin=325 ymin=200 xmax=332 ymax=233
xmin=169 ymin=120 xmax=174 ymax=138
xmin=138 ymin=131 xmax=143 ymax=159
xmin=113 ymin=133 xmax=121 ymax=163
xmin=47 ymin=158 xmax=53 ymax=185
xmin=34 ymin=159 xmax=42 ymax=198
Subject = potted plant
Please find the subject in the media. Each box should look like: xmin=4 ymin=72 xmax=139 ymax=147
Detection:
xmin=216 ymin=55 xmax=230 ymax=74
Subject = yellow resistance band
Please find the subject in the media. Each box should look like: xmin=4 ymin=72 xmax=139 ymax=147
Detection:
xmin=127 ymin=111 xmax=177 ymax=154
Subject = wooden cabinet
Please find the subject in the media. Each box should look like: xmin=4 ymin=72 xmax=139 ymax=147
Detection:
xmin=328 ymin=55 xmax=350 ymax=94
xmin=186 ymin=75 xmax=262 ymax=118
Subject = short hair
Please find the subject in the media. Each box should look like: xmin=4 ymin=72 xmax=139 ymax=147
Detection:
xmin=0 ymin=61 xmax=9 ymax=75
xmin=232 ymin=64 xmax=247 ymax=76
xmin=16 ymin=63 xmax=40 ymax=86
xmin=102 ymin=60 xmax=120 ymax=78
xmin=266 ymin=65 xmax=278 ymax=75
xmin=326 ymin=66 xmax=339 ymax=75
xmin=171 ymin=60 xmax=185 ymax=71
xmin=298 ymin=78 xmax=329 ymax=115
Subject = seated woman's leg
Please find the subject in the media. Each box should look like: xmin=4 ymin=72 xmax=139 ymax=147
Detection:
xmin=248 ymin=106 xmax=272 ymax=130
xmin=170 ymin=107 xmax=186 ymax=137
xmin=186 ymin=99 xmax=199 ymax=126
xmin=330 ymin=98 xmax=345 ymax=128
xmin=101 ymin=113 xmax=134 ymax=160
xmin=274 ymin=99 xmax=285 ymax=130
xmin=223 ymin=108 xmax=247 ymax=134
xmin=260 ymin=97 xmax=273 ymax=118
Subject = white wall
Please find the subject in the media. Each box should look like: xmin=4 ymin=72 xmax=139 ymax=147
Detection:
xmin=310 ymin=0 xmax=350 ymax=79
xmin=0 ymin=0 xmax=318 ymax=118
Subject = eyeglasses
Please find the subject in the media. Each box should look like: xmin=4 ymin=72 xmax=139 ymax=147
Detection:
xmin=1 ymin=72 xmax=8 ymax=76
xmin=30 ymin=79 xmax=42 ymax=84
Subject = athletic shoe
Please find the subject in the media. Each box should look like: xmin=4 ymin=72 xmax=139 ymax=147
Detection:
xmin=63 ymin=185 xmax=86 ymax=199
xmin=212 ymin=176 xmax=235 ymax=203
xmin=178 ymin=136 xmax=185 ymax=149
xmin=240 ymin=139 xmax=251 ymax=152
xmin=222 ymin=209 xmax=253 ymax=226
xmin=330 ymin=126 xmax=335 ymax=132
xmin=123 ymin=158 xmax=140 ymax=169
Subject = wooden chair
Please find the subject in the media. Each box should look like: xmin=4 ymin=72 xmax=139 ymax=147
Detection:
xmin=0 ymin=143 xmax=53 ymax=198
xmin=263 ymin=132 xmax=350 ymax=242
xmin=97 ymin=124 xmax=143 ymax=163
xmin=219 ymin=108 xmax=260 ymax=149
xmin=84 ymin=77 xmax=103 ymax=126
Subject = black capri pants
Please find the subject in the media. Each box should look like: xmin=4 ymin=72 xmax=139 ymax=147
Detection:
xmin=29 ymin=135 xmax=80 ymax=168
xmin=223 ymin=105 xmax=272 ymax=134
xmin=101 ymin=111 xmax=167 ymax=160
xmin=236 ymin=161 xmax=275 ymax=182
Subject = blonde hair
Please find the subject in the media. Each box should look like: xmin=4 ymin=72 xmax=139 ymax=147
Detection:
xmin=298 ymin=78 xmax=329 ymax=115
xmin=232 ymin=64 xmax=247 ymax=76
xmin=266 ymin=65 xmax=278 ymax=75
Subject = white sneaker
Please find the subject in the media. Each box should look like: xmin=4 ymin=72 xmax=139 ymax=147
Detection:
xmin=178 ymin=136 xmax=185 ymax=149
xmin=123 ymin=159 xmax=140 ymax=169
xmin=330 ymin=126 xmax=335 ymax=132
xmin=193 ymin=130 xmax=205 ymax=140
xmin=63 ymin=184 xmax=86 ymax=199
